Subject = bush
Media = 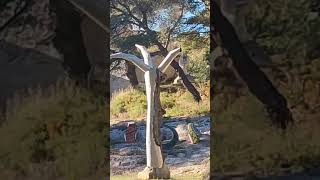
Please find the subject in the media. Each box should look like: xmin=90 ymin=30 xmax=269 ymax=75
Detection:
xmin=110 ymin=88 xmax=147 ymax=120
xmin=177 ymin=34 xmax=210 ymax=82
xmin=212 ymin=94 xmax=320 ymax=175
xmin=247 ymin=0 xmax=320 ymax=60
xmin=110 ymin=83 xmax=210 ymax=122
xmin=0 ymin=79 xmax=107 ymax=179
xmin=187 ymin=49 xmax=210 ymax=83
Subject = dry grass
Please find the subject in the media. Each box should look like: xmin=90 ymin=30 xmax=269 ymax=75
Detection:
xmin=110 ymin=82 xmax=210 ymax=124
xmin=212 ymin=93 xmax=320 ymax=176
xmin=0 ymin=79 xmax=108 ymax=180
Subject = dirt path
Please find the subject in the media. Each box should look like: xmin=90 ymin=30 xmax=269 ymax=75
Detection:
xmin=110 ymin=115 xmax=210 ymax=177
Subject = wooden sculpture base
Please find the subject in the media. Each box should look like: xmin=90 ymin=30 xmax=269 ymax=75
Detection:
xmin=137 ymin=166 xmax=170 ymax=180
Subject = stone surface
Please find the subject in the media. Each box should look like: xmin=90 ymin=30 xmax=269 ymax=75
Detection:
xmin=0 ymin=0 xmax=60 ymax=59
xmin=110 ymin=116 xmax=210 ymax=177
xmin=0 ymin=0 xmax=108 ymax=85
xmin=110 ymin=75 xmax=132 ymax=95
xmin=119 ymin=146 xmax=145 ymax=156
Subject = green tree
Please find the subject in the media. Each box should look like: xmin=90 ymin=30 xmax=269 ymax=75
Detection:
xmin=110 ymin=0 xmax=207 ymax=52
xmin=110 ymin=0 xmax=209 ymax=101
xmin=246 ymin=0 xmax=320 ymax=61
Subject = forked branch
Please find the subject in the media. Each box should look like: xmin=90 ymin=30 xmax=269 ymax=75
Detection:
xmin=158 ymin=47 xmax=181 ymax=73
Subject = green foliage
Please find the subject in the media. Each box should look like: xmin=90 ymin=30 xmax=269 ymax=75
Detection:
xmin=110 ymin=0 xmax=210 ymax=87
xmin=110 ymin=83 xmax=209 ymax=122
xmin=211 ymin=0 xmax=320 ymax=175
xmin=110 ymin=0 xmax=209 ymax=51
xmin=110 ymin=88 xmax=147 ymax=120
xmin=0 ymin=80 xmax=107 ymax=179
xmin=177 ymin=34 xmax=210 ymax=82
xmin=112 ymin=33 xmax=154 ymax=51
xmin=247 ymin=0 xmax=320 ymax=60
xmin=187 ymin=50 xmax=210 ymax=82
xmin=110 ymin=0 xmax=187 ymax=50
xmin=185 ymin=0 xmax=210 ymax=27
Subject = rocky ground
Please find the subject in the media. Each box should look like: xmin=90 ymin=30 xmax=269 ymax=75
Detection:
xmin=110 ymin=115 xmax=210 ymax=177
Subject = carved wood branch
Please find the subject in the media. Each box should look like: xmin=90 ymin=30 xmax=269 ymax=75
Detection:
xmin=110 ymin=52 xmax=150 ymax=72
xmin=110 ymin=44 xmax=181 ymax=169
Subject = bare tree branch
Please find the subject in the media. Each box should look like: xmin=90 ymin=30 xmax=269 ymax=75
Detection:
xmin=165 ymin=3 xmax=185 ymax=48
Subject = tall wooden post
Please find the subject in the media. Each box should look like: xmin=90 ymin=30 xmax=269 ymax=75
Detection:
xmin=110 ymin=44 xmax=181 ymax=179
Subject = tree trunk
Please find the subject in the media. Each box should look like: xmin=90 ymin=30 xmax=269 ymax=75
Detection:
xmin=51 ymin=0 xmax=91 ymax=81
xmin=211 ymin=1 xmax=293 ymax=129
xmin=126 ymin=61 xmax=139 ymax=87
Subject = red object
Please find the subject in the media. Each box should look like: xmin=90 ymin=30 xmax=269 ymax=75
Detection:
xmin=124 ymin=123 xmax=137 ymax=143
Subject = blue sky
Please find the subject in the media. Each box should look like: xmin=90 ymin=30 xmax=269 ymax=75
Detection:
xmin=149 ymin=1 xmax=209 ymax=35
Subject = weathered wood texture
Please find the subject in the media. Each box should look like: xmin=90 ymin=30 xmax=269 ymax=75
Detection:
xmin=135 ymin=55 xmax=181 ymax=83
xmin=110 ymin=45 xmax=180 ymax=179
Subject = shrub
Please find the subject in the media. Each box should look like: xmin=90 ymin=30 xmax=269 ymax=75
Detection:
xmin=0 ymin=79 xmax=107 ymax=179
xmin=247 ymin=0 xmax=320 ymax=60
xmin=110 ymin=83 xmax=210 ymax=122
xmin=212 ymin=94 xmax=320 ymax=175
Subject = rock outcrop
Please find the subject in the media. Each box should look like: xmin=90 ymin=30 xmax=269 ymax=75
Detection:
xmin=0 ymin=0 xmax=61 ymax=59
